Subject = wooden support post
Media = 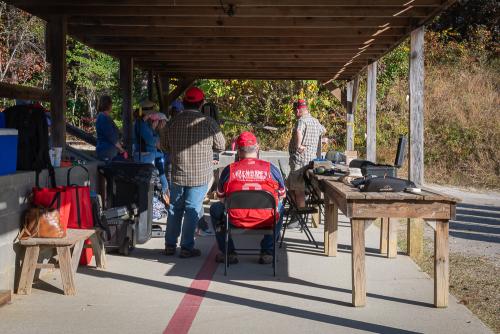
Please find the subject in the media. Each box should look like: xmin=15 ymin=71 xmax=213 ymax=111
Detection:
xmin=48 ymin=16 xmax=67 ymax=148
xmin=351 ymin=219 xmax=366 ymax=307
xmin=147 ymin=70 xmax=154 ymax=101
xmin=408 ymin=26 xmax=425 ymax=261
xmin=409 ymin=26 xmax=425 ymax=187
xmin=155 ymin=74 xmax=164 ymax=113
xmin=324 ymin=203 xmax=338 ymax=257
xmin=366 ymin=61 xmax=377 ymax=163
xmin=434 ymin=220 xmax=449 ymax=307
xmin=345 ymin=76 xmax=359 ymax=151
xmin=379 ymin=217 xmax=389 ymax=255
xmin=120 ymin=56 xmax=134 ymax=155
xmin=161 ymin=76 xmax=171 ymax=108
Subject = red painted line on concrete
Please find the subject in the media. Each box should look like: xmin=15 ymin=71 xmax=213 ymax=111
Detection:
xmin=164 ymin=244 xmax=219 ymax=334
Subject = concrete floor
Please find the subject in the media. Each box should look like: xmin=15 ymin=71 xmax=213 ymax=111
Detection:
xmin=0 ymin=215 xmax=493 ymax=334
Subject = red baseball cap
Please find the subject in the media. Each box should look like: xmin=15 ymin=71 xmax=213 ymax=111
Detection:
xmin=183 ymin=87 xmax=205 ymax=103
xmin=236 ymin=131 xmax=257 ymax=148
xmin=293 ymin=99 xmax=307 ymax=109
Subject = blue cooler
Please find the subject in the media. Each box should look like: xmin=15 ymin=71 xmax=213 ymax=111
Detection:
xmin=0 ymin=129 xmax=18 ymax=176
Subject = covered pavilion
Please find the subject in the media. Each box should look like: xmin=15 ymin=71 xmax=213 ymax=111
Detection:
xmin=0 ymin=2 xmax=479 ymax=333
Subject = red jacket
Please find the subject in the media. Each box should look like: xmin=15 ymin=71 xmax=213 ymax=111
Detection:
xmin=223 ymin=158 xmax=280 ymax=229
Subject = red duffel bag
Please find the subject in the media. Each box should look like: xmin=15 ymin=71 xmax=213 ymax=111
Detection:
xmin=65 ymin=165 xmax=94 ymax=265
xmin=32 ymin=168 xmax=71 ymax=231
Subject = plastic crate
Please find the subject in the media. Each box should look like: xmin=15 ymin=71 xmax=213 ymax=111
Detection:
xmin=0 ymin=129 xmax=18 ymax=176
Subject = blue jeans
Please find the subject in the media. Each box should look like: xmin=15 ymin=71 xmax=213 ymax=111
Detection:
xmin=210 ymin=201 xmax=285 ymax=254
xmin=165 ymin=183 xmax=209 ymax=250
xmin=134 ymin=151 xmax=169 ymax=194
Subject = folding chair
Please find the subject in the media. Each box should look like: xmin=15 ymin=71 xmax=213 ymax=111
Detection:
xmin=224 ymin=190 xmax=278 ymax=276
xmin=277 ymin=161 xmax=318 ymax=249
xmin=303 ymin=168 xmax=325 ymax=225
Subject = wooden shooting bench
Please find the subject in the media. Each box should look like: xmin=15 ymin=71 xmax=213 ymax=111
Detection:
xmin=18 ymin=229 xmax=106 ymax=296
xmin=306 ymin=170 xmax=458 ymax=308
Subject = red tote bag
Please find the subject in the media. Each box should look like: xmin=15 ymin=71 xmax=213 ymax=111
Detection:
xmin=65 ymin=166 xmax=94 ymax=265
xmin=32 ymin=169 xmax=71 ymax=231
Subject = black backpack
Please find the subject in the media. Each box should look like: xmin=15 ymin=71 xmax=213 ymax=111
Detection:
xmin=3 ymin=104 xmax=55 ymax=183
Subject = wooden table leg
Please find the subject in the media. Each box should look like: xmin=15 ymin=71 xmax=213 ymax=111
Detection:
xmin=387 ymin=218 xmax=398 ymax=259
xmin=71 ymin=240 xmax=85 ymax=274
xmin=56 ymin=246 xmax=76 ymax=296
xmin=434 ymin=220 xmax=449 ymax=308
xmin=351 ymin=219 xmax=366 ymax=307
xmin=311 ymin=207 xmax=320 ymax=228
xmin=379 ymin=217 xmax=389 ymax=255
xmin=90 ymin=231 xmax=107 ymax=269
xmin=17 ymin=246 xmax=40 ymax=295
xmin=324 ymin=203 xmax=338 ymax=256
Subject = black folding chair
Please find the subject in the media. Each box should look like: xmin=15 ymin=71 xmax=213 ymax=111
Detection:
xmin=303 ymin=168 xmax=325 ymax=225
xmin=224 ymin=190 xmax=278 ymax=276
xmin=277 ymin=161 xmax=318 ymax=249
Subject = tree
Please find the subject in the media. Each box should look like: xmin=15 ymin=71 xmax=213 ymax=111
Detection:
xmin=0 ymin=3 xmax=46 ymax=86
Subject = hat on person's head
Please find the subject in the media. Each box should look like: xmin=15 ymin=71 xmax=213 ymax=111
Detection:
xmin=140 ymin=99 xmax=156 ymax=115
xmin=147 ymin=112 xmax=168 ymax=122
xmin=170 ymin=99 xmax=184 ymax=111
xmin=236 ymin=131 xmax=258 ymax=148
xmin=293 ymin=99 xmax=308 ymax=110
xmin=183 ymin=87 xmax=205 ymax=104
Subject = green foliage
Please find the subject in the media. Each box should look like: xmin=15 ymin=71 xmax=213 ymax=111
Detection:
xmin=198 ymin=79 xmax=344 ymax=150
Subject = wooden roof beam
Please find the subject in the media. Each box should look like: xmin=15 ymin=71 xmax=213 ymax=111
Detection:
xmin=67 ymin=16 xmax=414 ymax=28
xmin=67 ymin=26 xmax=407 ymax=38
xmin=9 ymin=0 xmax=444 ymax=7
xmin=80 ymin=36 xmax=400 ymax=46
xmin=14 ymin=5 xmax=432 ymax=17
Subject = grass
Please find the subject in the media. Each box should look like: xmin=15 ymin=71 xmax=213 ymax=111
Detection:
xmin=396 ymin=220 xmax=500 ymax=333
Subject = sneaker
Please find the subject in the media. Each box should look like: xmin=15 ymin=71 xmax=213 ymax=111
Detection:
xmin=197 ymin=228 xmax=215 ymax=237
xmin=259 ymin=252 xmax=273 ymax=265
xmin=179 ymin=248 xmax=202 ymax=258
xmin=215 ymin=252 xmax=238 ymax=264
xmin=165 ymin=245 xmax=176 ymax=256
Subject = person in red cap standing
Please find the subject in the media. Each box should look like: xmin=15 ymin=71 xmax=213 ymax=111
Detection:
xmin=210 ymin=131 xmax=285 ymax=265
xmin=288 ymin=99 xmax=326 ymax=209
xmin=164 ymin=87 xmax=226 ymax=258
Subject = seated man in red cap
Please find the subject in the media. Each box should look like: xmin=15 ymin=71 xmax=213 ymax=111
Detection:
xmin=164 ymin=87 xmax=226 ymax=258
xmin=210 ymin=131 xmax=286 ymax=264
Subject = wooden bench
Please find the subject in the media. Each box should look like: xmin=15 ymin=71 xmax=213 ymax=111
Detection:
xmin=18 ymin=229 xmax=106 ymax=296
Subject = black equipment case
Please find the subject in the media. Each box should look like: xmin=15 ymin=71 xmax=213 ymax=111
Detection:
xmin=98 ymin=162 xmax=155 ymax=254
xmin=349 ymin=135 xmax=408 ymax=178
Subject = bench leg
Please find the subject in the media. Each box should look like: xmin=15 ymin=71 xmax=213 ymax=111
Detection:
xmin=57 ymin=246 xmax=76 ymax=296
xmin=71 ymin=240 xmax=85 ymax=274
xmin=18 ymin=246 xmax=40 ymax=295
xmin=90 ymin=231 xmax=107 ymax=269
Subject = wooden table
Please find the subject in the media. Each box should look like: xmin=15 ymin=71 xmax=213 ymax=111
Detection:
xmin=307 ymin=170 xmax=458 ymax=308
xmin=18 ymin=229 xmax=106 ymax=296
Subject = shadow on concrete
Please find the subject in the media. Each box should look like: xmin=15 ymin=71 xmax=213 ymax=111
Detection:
xmin=78 ymin=267 xmax=422 ymax=334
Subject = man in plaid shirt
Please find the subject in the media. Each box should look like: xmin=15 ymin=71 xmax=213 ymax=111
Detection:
xmin=164 ymin=87 xmax=226 ymax=258
xmin=288 ymin=99 xmax=326 ymax=208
